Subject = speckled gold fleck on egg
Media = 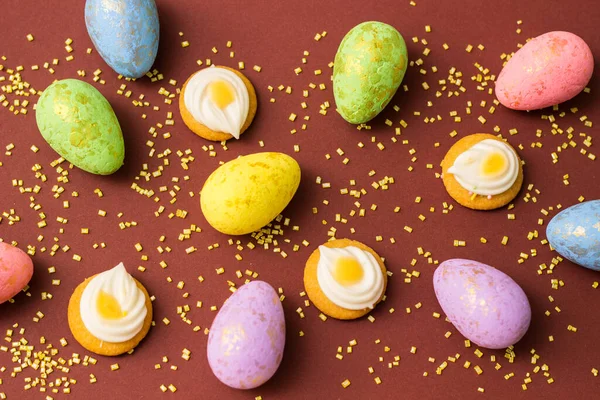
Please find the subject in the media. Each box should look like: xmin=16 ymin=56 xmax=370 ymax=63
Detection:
xmin=207 ymin=281 xmax=285 ymax=389
xmin=333 ymin=21 xmax=408 ymax=124
xmin=35 ymin=79 xmax=125 ymax=175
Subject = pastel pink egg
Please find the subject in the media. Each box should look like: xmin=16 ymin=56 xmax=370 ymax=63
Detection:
xmin=495 ymin=31 xmax=593 ymax=110
xmin=0 ymin=242 xmax=34 ymax=304
xmin=433 ymin=259 xmax=531 ymax=349
xmin=207 ymin=281 xmax=285 ymax=389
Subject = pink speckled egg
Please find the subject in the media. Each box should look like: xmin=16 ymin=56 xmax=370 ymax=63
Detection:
xmin=0 ymin=242 xmax=34 ymax=304
xmin=207 ymin=281 xmax=285 ymax=389
xmin=495 ymin=31 xmax=593 ymax=110
xmin=433 ymin=259 xmax=531 ymax=349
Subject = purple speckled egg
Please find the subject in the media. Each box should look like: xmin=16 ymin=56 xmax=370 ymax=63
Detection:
xmin=433 ymin=259 xmax=531 ymax=349
xmin=207 ymin=281 xmax=285 ymax=389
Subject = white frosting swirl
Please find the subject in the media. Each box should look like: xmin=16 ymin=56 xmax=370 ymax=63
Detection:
xmin=80 ymin=262 xmax=147 ymax=343
xmin=317 ymin=246 xmax=385 ymax=310
xmin=183 ymin=66 xmax=249 ymax=139
xmin=447 ymin=139 xmax=519 ymax=196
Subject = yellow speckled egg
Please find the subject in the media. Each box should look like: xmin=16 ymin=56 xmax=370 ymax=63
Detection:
xmin=200 ymin=152 xmax=301 ymax=235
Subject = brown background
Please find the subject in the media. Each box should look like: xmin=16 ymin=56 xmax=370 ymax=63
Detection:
xmin=1 ymin=0 xmax=599 ymax=399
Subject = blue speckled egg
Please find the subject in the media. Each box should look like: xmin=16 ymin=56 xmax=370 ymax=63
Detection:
xmin=85 ymin=0 xmax=159 ymax=79
xmin=547 ymin=200 xmax=600 ymax=271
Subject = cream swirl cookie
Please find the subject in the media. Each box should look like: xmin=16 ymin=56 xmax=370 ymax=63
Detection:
xmin=179 ymin=65 xmax=257 ymax=142
xmin=68 ymin=263 xmax=153 ymax=356
xmin=448 ymin=139 xmax=519 ymax=196
xmin=317 ymin=246 xmax=384 ymax=310
xmin=304 ymin=238 xmax=387 ymax=320
xmin=79 ymin=263 xmax=147 ymax=343
xmin=441 ymin=133 xmax=524 ymax=210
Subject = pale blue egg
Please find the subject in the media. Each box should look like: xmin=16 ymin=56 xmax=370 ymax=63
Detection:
xmin=85 ymin=0 xmax=159 ymax=79
xmin=547 ymin=200 xmax=600 ymax=271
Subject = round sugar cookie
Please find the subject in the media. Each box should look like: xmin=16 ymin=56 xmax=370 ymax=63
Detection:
xmin=441 ymin=133 xmax=524 ymax=210
xmin=303 ymin=238 xmax=388 ymax=320
xmin=179 ymin=66 xmax=257 ymax=142
xmin=67 ymin=275 xmax=153 ymax=356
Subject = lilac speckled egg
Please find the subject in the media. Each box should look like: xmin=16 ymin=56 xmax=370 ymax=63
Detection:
xmin=0 ymin=242 xmax=34 ymax=304
xmin=495 ymin=31 xmax=593 ymax=110
xmin=207 ymin=281 xmax=285 ymax=389
xmin=433 ymin=259 xmax=531 ymax=349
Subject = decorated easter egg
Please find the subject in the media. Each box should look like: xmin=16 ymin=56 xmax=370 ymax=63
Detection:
xmin=85 ymin=0 xmax=159 ymax=78
xmin=547 ymin=200 xmax=600 ymax=271
xmin=433 ymin=259 xmax=531 ymax=349
xmin=0 ymin=242 xmax=34 ymax=304
xmin=200 ymin=152 xmax=301 ymax=235
xmin=36 ymin=79 xmax=125 ymax=175
xmin=207 ymin=281 xmax=286 ymax=389
xmin=333 ymin=21 xmax=408 ymax=124
xmin=495 ymin=31 xmax=593 ymax=110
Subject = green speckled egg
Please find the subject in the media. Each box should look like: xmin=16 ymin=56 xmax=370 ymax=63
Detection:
xmin=333 ymin=21 xmax=408 ymax=124
xmin=36 ymin=79 xmax=124 ymax=175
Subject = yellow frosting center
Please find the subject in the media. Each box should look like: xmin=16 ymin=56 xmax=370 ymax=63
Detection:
xmin=96 ymin=290 xmax=126 ymax=320
xmin=481 ymin=152 xmax=507 ymax=177
xmin=333 ymin=257 xmax=364 ymax=286
xmin=208 ymin=80 xmax=235 ymax=109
